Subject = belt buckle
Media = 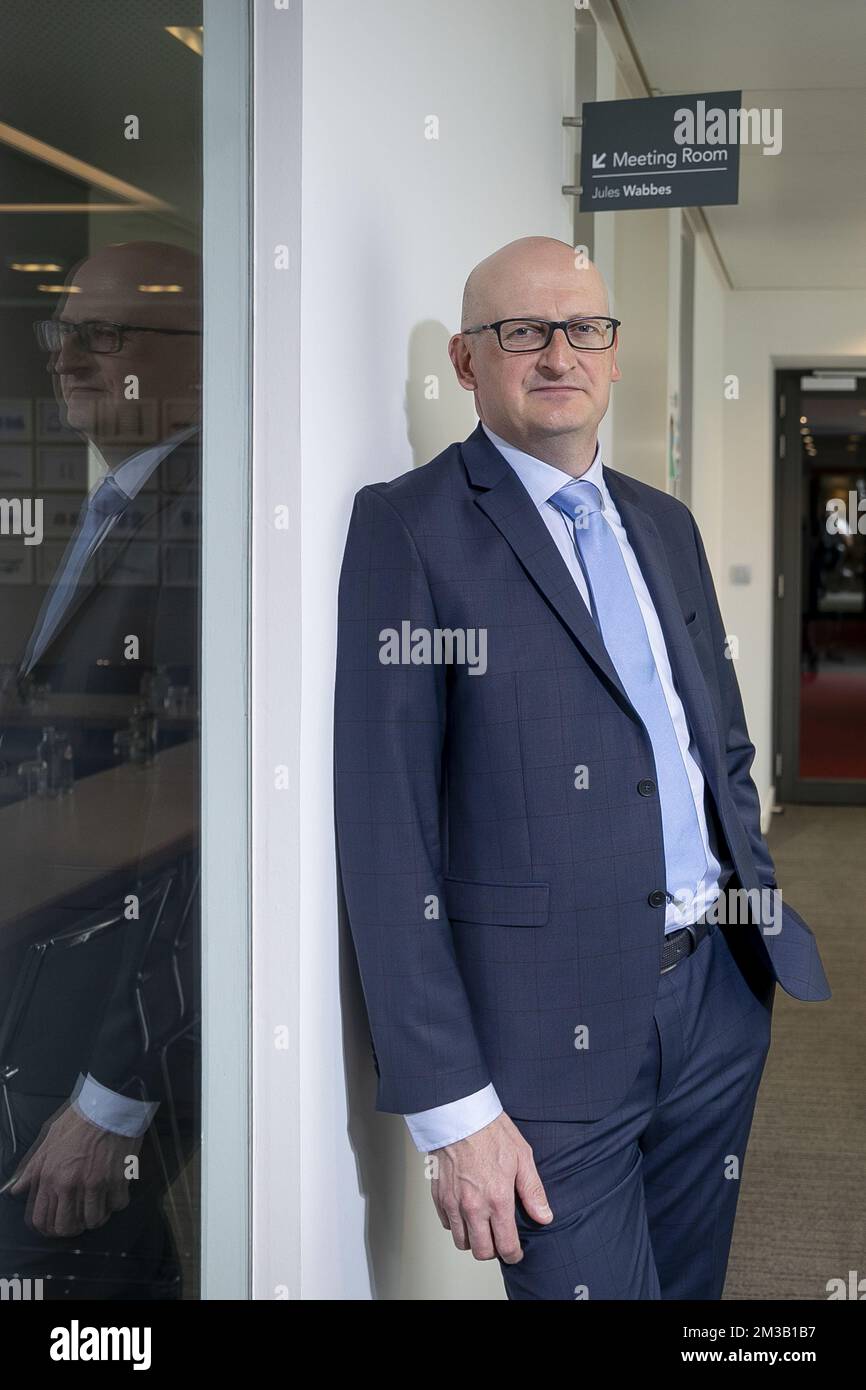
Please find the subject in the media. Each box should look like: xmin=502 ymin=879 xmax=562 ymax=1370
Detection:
xmin=660 ymin=923 xmax=696 ymax=974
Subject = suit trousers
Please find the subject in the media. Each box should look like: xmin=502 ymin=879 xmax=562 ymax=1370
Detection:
xmin=500 ymin=915 xmax=776 ymax=1300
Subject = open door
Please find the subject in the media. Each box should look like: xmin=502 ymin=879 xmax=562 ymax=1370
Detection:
xmin=775 ymin=368 xmax=866 ymax=804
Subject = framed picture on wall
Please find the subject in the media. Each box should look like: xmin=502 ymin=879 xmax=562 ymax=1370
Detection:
xmin=0 ymin=541 xmax=34 ymax=585
xmin=37 ymin=398 xmax=77 ymax=441
xmin=42 ymin=493 xmax=86 ymax=540
xmin=37 ymin=446 xmax=89 ymax=490
xmin=0 ymin=445 xmax=34 ymax=488
xmin=0 ymin=399 xmax=33 ymax=443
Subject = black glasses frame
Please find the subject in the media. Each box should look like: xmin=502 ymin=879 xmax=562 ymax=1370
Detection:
xmin=33 ymin=319 xmax=203 ymax=355
xmin=462 ymin=316 xmax=621 ymax=353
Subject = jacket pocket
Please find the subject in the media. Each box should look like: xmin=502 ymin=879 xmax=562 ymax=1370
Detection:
xmin=442 ymin=876 xmax=549 ymax=927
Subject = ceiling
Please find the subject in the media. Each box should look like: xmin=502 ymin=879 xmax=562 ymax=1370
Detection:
xmin=1 ymin=0 xmax=862 ymax=295
xmin=616 ymin=0 xmax=866 ymax=290
xmin=0 ymin=0 xmax=201 ymax=305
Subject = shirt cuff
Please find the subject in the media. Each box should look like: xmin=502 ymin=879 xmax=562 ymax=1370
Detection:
xmin=403 ymin=1083 xmax=503 ymax=1152
xmin=70 ymin=1072 xmax=159 ymax=1137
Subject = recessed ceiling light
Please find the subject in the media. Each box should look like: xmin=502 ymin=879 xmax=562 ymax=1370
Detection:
xmin=0 ymin=121 xmax=171 ymax=214
xmin=137 ymin=283 xmax=183 ymax=293
xmin=37 ymin=283 xmax=79 ymax=293
xmin=166 ymin=25 xmax=203 ymax=56
xmin=10 ymin=260 xmax=63 ymax=272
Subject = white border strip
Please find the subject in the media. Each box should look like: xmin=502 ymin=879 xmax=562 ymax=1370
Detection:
xmin=251 ymin=0 xmax=303 ymax=1299
xmin=201 ymin=0 xmax=253 ymax=1300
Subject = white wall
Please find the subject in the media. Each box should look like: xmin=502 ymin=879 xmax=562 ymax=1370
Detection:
xmin=602 ymin=39 xmax=677 ymax=493
xmin=298 ymin=0 xmax=575 ymax=1300
xmin=590 ymin=16 xmax=619 ymax=465
xmin=252 ymin=0 xmax=302 ymax=1301
xmin=722 ymin=291 xmax=866 ymax=818
xmin=612 ymin=205 xmax=671 ymax=489
xmin=690 ymin=226 xmax=727 ymax=574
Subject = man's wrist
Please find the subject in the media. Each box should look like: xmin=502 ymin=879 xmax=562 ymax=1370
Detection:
xmin=70 ymin=1072 xmax=158 ymax=1137
xmin=404 ymin=1082 xmax=503 ymax=1152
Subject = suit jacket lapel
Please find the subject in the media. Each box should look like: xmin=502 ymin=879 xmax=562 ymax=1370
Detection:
xmin=462 ymin=423 xmax=632 ymax=710
xmin=603 ymin=467 xmax=724 ymax=799
xmin=461 ymin=422 xmax=724 ymax=800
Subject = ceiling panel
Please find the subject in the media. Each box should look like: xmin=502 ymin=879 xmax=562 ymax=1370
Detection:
xmin=617 ymin=0 xmax=866 ymax=288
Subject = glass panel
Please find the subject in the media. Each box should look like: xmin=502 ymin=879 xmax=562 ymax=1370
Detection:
xmin=0 ymin=0 xmax=202 ymax=1297
xmin=798 ymin=390 xmax=866 ymax=780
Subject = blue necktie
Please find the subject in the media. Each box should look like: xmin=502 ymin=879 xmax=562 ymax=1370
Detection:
xmin=549 ymin=478 xmax=707 ymax=911
xmin=21 ymin=474 xmax=130 ymax=675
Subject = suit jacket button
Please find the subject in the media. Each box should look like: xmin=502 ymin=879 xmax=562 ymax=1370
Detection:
xmin=637 ymin=779 xmax=656 ymax=796
xmin=648 ymin=889 xmax=667 ymax=908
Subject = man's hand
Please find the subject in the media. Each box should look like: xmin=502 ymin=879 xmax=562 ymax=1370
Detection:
xmin=0 ymin=1103 xmax=142 ymax=1237
xmin=430 ymin=1111 xmax=552 ymax=1263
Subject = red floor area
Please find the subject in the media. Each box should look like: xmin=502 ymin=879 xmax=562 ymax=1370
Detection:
xmin=799 ymin=671 xmax=866 ymax=778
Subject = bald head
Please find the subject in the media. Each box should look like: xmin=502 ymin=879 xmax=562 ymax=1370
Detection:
xmin=449 ymin=236 xmax=621 ymax=474
xmin=66 ymin=241 xmax=201 ymax=328
xmin=460 ymin=237 xmax=609 ymax=330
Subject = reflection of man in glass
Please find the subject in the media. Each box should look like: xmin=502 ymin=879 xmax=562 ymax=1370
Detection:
xmin=0 ymin=241 xmax=201 ymax=1299
xmin=21 ymin=241 xmax=201 ymax=680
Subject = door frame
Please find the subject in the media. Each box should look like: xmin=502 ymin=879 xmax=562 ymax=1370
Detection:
xmin=774 ymin=366 xmax=866 ymax=805
xmin=201 ymin=0 xmax=253 ymax=1298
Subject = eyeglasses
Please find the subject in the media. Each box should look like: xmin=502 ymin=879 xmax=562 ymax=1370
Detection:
xmin=462 ymin=316 xmax=621 ymax=353
xmin=33 ymin=319 xmax=202 ymax=355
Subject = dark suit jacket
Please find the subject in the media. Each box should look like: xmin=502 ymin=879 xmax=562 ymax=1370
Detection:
xmin=334 ymin=421 xmax=830 ymax=1122
xmin=0 ymin=435 xmax=200 ymax=1117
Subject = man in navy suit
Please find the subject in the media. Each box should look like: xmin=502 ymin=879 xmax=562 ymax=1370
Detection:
xmin=334 ymin=236 xmax=830 ymax=1300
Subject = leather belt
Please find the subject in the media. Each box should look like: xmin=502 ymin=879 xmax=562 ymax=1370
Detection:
xmin=660 ymin=917 xmax=712 ymax=974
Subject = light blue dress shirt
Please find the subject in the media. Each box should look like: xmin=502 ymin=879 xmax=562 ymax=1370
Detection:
xmin=402 ymin=421 xmax=722 ymax=1153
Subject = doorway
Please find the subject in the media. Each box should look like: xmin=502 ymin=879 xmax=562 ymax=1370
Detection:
xmin=775 ymin=369 xmax=866 ymax=804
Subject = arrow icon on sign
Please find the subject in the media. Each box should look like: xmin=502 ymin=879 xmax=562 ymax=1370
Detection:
xmin=592 ymin=153 xmax=607 ymax=170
